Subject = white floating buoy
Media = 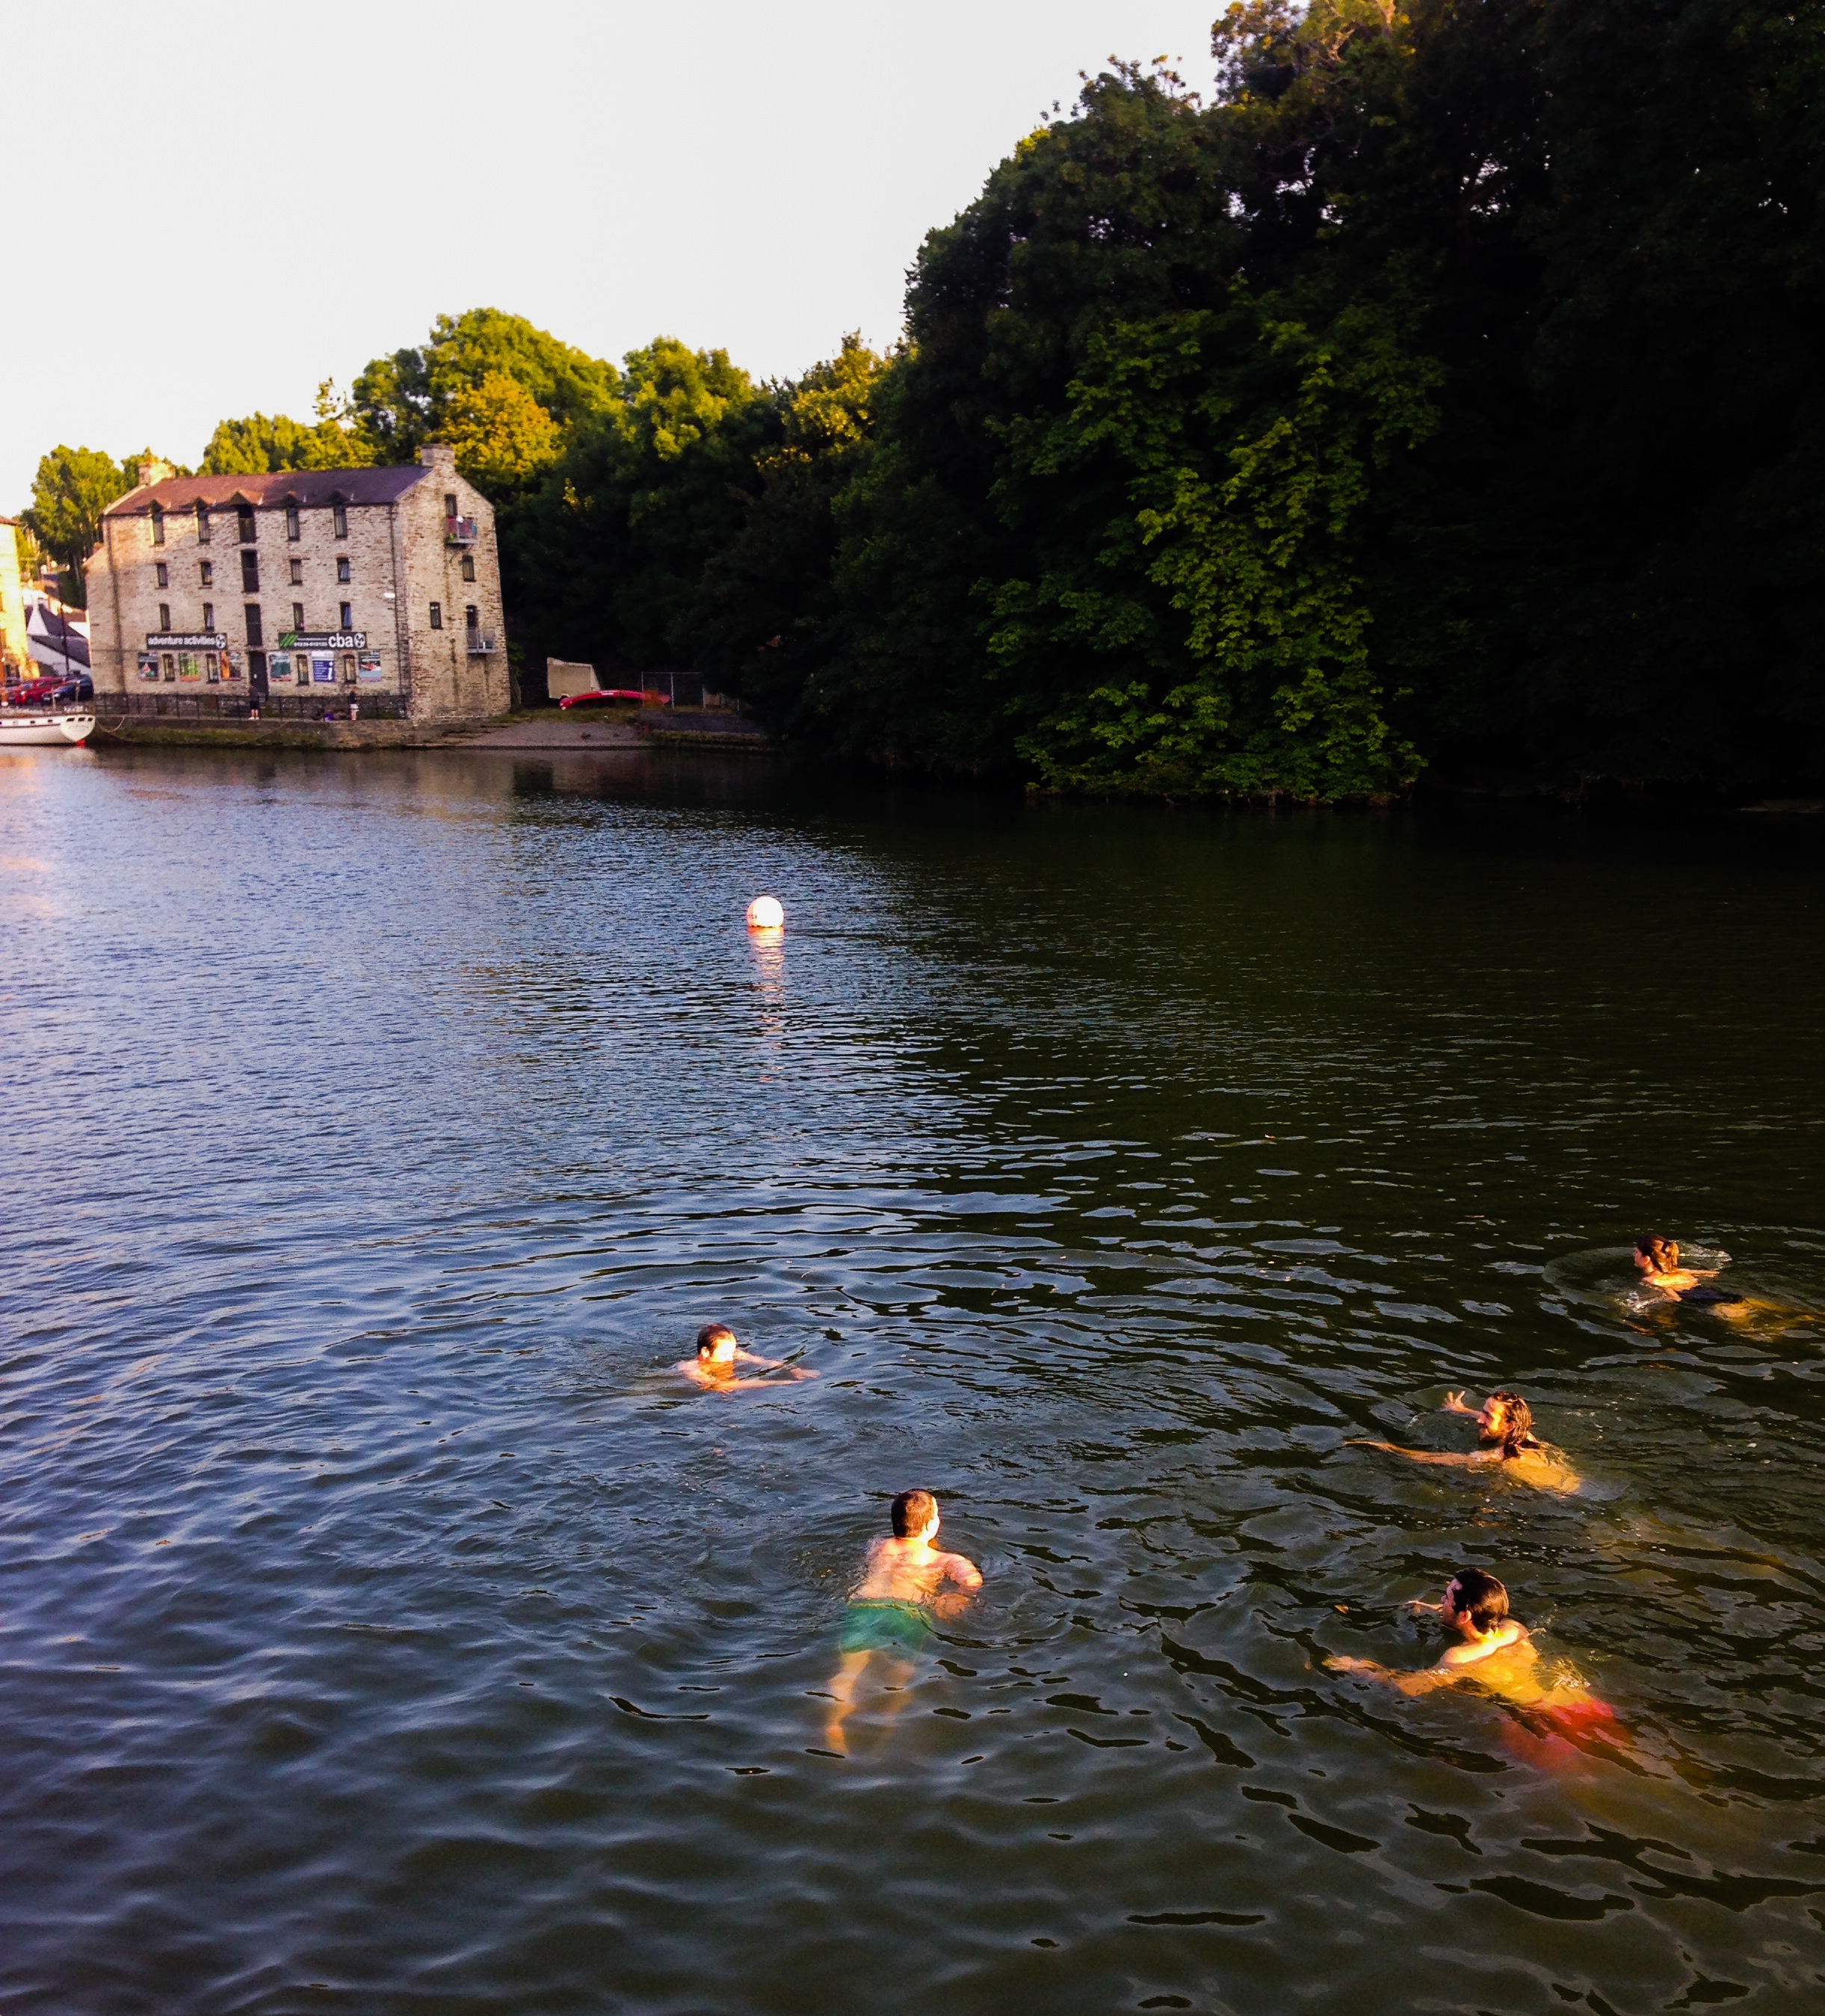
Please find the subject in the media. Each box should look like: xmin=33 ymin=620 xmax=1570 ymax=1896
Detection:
xmin=746 ymin=895 xmax=785 ymax=931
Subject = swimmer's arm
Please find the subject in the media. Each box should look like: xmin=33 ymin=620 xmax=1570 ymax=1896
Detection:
xmin=735 ymin=1349 xmax=819 ymax=1380
xmin=1326 ymin=1655 xmax=1459 ymax=1696
xmin=1349 ymin=1441 xmax=1483 ymax=1468
xmin=1441 ymin=1390 xmax=1477 ymax=1416
xmin=942 ymin=1553 xmax=983 ymax=1591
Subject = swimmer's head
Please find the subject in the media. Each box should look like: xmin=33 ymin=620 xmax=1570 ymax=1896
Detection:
xmin=1481 ymin=1391 xmax=1534 ymax=1454
xmin=1634 ymin=1236 xmax=1679 ymax=1274
xmin=891 ymin=1488 xmax=939 ymax=1540
xmin=696 ymin=1323 xmax=738 ymax=1366
xmin=1442 ymin=1568 xmax=1509 ymax=1634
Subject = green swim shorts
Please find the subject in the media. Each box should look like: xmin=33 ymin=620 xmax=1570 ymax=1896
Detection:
xmin=839 ymin=1599 xmax=933 ymax=1656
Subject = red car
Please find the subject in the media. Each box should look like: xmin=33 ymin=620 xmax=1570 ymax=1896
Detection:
xmin=558 ymin=688 xmax=667 ymax=710
xmin=5 ymin=676 xmax=67 ymax=706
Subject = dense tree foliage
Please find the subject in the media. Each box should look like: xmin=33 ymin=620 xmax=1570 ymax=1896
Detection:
xmin=676 ymin=0 xmax=1825 ymax=795
xmin=23 ymin=446 xmax=165 ymax=606
xmin=202 ymin=394 xmax=369 ymax=475
xmin=38 ymin=1 xmax=1821 ymax=790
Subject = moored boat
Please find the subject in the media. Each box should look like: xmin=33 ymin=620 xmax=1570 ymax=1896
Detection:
xmin=0 ymin=709 xmax=96 ymax=747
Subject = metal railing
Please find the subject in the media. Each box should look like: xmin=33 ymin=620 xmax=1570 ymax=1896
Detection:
xmin=96 ymin=690 xmax=410 ymax=721
xmin=445 ymin=517 xmax=478 ymax=546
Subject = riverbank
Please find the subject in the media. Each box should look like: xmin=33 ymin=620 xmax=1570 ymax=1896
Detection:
xmin=88 ymin=706 xmax=773 ymax=755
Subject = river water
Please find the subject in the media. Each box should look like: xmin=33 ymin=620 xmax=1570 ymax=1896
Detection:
xmin=4 ymin=745 xmax=1824 ymax=2016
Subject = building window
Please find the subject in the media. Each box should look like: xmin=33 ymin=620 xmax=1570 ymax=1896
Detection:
xmin=465 ymin=604 xmax=478 ymax=629
xmin=199 ymin=561 xmax=212 ymax=587
xmin=162 ymin=654 xmax=176 ymax=681
xmin=336 ymin=555 xmax=351 ymax=584
xmin=288 ymin=558 xmax=303 ymax=585
xmin=332 ymin=503 xmax=348 ymax=538
xmin=151 ymin=504 xmax=165 ymax=546
xmin=197 ymin=503 xmax=211 ymax=543
xmin=245 ymin=604 xmax=264 ymax=647
xmin=203 ymin=602 xmax=214 ymax=631
xmin=285 ymin=503 xmax=300 ymax=540
xmin=429 ymin=601 xmax=442 ymax=629
xmin=158 ymin=602 xmax=170 ymax=629
xmin=443 ymin=493 xmax=457 ymax=518
xmin=460 ymin=553 xmax=475 ymax=582
xmin=237 ymin=505 xmax=256 ymax=543
xmin=292 ymin=602 xmax=306 ymax=632
xmin=241 ymin=551 xmax=260 ymax=592
xmin=155 ymin=561 xmax=169 ymax=588
xmin=339 ymin=600 xmax=353 ymax=630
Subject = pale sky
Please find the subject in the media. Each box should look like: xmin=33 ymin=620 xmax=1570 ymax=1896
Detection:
xmin=3 ymin=0 xmax=1224 ymax=513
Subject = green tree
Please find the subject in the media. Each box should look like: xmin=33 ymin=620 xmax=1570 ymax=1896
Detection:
xmin=201 ymin=392 xmax=371 ymax=474
xmin=350 ymin=307 xmax=620 ymax=481
xmin=510 ymin=337 xmax=776 ymax=676
xmin=673 ymin=334 xmax=890 ymax=718
xmin=22 ymin=446 xmax=143 ymax=605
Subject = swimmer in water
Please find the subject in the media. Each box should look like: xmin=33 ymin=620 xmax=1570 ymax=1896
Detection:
xmin=676 ymin=1323 xmax=818 ymax=1390
xmin=1326 ymin=1570 xmax=1622 ymax=1741
xmin=1632 ymin=1236 xmax=1746 ymax=1313
xmin=1350 ymin=1390 xmax=1581 ymax=1493
xmin=822 ymin=1489 xmax=982 ymax=1755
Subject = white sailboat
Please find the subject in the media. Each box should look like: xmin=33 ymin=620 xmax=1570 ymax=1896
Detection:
xmin=0 ymin=710 xmax=96 ymax=747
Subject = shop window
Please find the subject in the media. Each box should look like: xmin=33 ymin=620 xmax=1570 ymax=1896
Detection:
xmin=336 ymin=556 xmax=351 ymax=583
xmin=199 ymin=561 xmax=212 ymax=587
xmin=158 ymin=602 xmax=170 ymax=629
xmin=151 ymin=504 xmax=165 ymax=546
xmin=237 ymin=505 xmax=256 ymax=543
xmin=197 ymin=503 xmax=211 ymax=543
xmin=460 ymin=553 xmax=475 ymax=582
xmin=245 ymin=604 xmax=264 ymax=647
xmin=241 ymin=551 xmax=259 ymax=592
xmin=203 ymin=602 xmax=214 ymax=631
xmin=155 ymin=561 xmax=169 ymax=588
xmin=332 ymin=503 xmax=348 ymax=538
xmin=339 ymin=601 xmax=353 ymax=629
xmin=292 ymin=602 xmax=305 ymax=631
xmin=429 ymin=602 xmax=442 ymax=629
xmin=285 ymin=504 xmax=300 ymax=540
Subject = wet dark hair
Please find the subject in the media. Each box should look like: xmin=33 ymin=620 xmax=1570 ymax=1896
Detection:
xmin=1637 ymin=1236 xmax=1680 ymax=1272
xmin=1446 ymin=1568 xmax=1510 ymax=1633
xmin=696 ymin=1323 xmax=737 ymax=1356
xmin=1489 ymin=1391 xmax=1534 ymax=1456
xmin=892 ymin=1489 xmax=938 ymax=1538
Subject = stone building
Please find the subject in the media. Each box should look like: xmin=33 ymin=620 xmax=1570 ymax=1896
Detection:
xmin=84 ymin=445 xmax=507 ymax=719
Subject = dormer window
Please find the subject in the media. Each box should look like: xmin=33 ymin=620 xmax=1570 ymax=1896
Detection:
xmin=285 ymin=503 xmax=300 ymax=540
xmin=151 ymin=503 xmax=165 ymax=546
xmin=197 ymin=502 xmax=211 ymax=543
xmin=237 ymin=505 xmax=256 ymax=543
xmin=332 ymin=503 xmax=348 ymax=539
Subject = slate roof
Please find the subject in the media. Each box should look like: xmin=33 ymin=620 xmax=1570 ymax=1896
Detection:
xmin=105 ymin=466 xmax=431 ymax=517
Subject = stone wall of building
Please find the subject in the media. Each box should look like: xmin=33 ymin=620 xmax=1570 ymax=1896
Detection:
xmin=85 ymin=447 xmax=507 ymax=723
xmin=395 ymin=446 xmax=509 ymax=721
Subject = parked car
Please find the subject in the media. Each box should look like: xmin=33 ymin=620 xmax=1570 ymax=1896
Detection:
xmin=5 ymin=672 xmax=93 ymax=706
xmin=558 ymin=688 xmax=666 ymax=710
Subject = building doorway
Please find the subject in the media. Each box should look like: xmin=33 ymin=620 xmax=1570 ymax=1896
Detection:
xmin=249 ymin=651 xmax=268 ymax=702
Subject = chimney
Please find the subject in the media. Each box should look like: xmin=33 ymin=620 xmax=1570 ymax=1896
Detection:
xmin=138 ymin=456 xmax=176 ymax=489
xmin=419 ymin=442 xmax=457 ymax=475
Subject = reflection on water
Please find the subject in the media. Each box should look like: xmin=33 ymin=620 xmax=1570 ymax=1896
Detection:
xmin=3 ymin=745 xmax=1824 ymax=2015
